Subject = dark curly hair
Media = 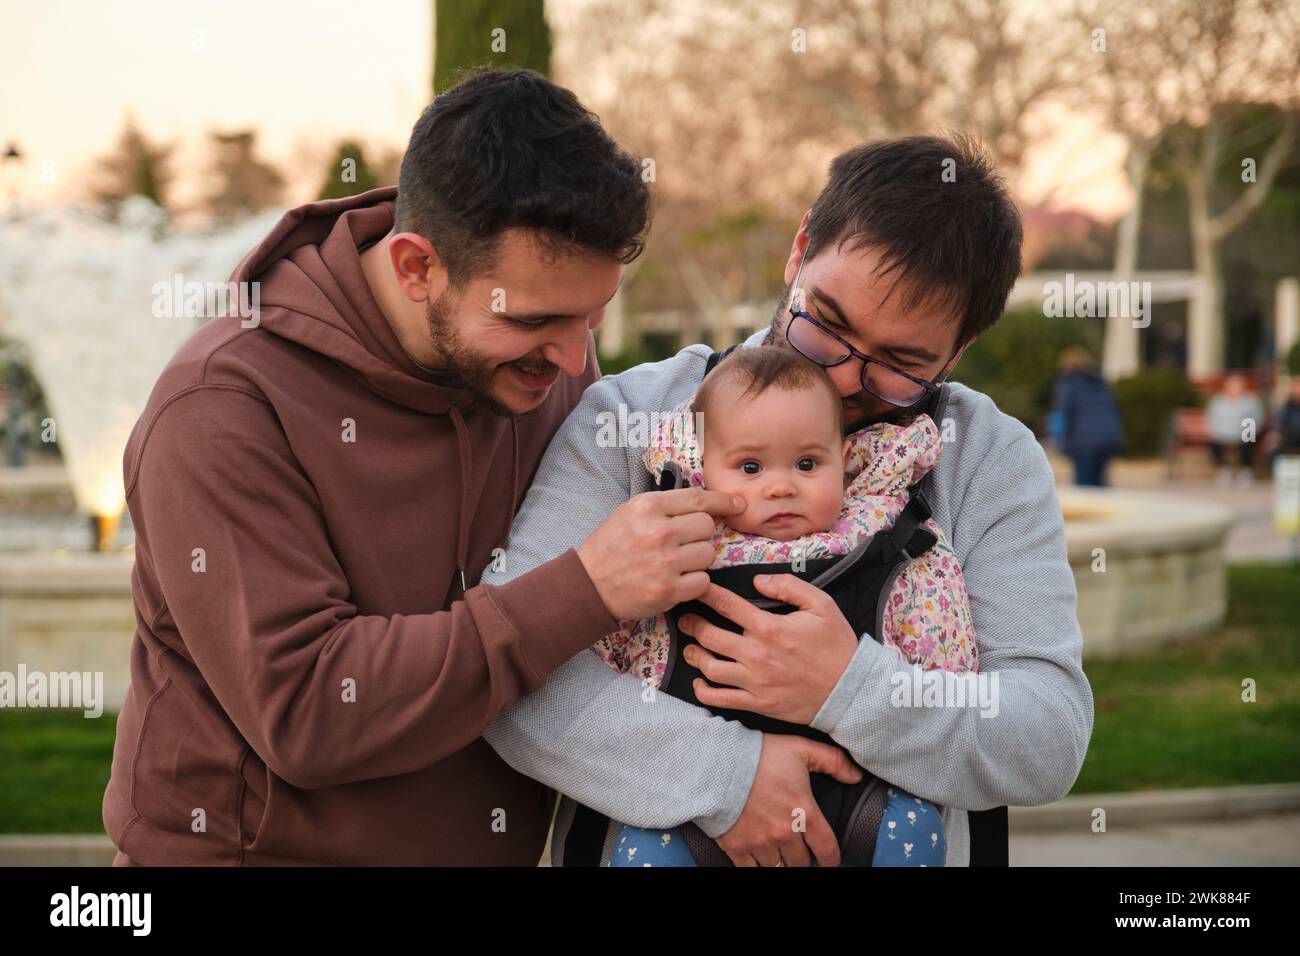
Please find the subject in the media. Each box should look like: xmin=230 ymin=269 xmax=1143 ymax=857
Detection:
xmin=395 ymin=67 xmax=652 ymax=287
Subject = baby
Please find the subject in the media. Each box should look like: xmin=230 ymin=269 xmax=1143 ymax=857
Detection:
xmin=596 ymin=345 xmax=978 ymax=867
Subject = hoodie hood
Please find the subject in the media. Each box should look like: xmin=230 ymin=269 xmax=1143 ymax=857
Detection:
xmin=231 ymin=186 xmax=474 ymax=416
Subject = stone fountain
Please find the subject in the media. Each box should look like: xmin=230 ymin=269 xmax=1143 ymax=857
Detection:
xmin=1058 ymin=487 xmax=1232 ymax=659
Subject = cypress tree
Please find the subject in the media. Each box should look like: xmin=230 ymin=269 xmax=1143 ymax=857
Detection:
xmin=433 ymin=0 xmax=551 ymax=93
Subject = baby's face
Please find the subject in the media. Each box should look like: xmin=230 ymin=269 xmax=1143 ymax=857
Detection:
xmin=699 ymin=381 xmax=850 ymax=542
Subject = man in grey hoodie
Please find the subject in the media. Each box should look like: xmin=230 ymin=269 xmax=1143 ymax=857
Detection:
xmin=484 ymin=134 xmax=1094 ymax=866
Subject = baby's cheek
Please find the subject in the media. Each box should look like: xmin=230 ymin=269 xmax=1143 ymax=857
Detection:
xmin=730 ymin=514 xmax=771 ymax=536
xmin=701 ymin=467 xmax=737 ymax=498
xmin=812 ymin=477 xmax=846 ymax=525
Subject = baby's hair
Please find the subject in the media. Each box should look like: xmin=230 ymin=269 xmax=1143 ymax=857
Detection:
xmin=691 ymin=345 xmax=843 ymax=435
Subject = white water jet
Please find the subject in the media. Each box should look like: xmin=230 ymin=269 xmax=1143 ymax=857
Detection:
xmin=0 ymin=199 xmax=279 ymax=530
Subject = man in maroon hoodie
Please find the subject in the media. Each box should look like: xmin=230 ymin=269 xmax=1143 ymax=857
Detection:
xmin=103 ymin=68 xmax=747 ymax=865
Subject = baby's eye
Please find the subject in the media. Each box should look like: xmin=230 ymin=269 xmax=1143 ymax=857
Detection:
xmin=740 ymin=460 xmax=762 ymax=475
xmin=797 ymin=457 xmax=817 ymax=472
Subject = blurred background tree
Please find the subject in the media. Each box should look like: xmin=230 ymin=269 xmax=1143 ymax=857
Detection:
xmin=1072 ymin=0 xmax=1299 ymax=377
xmin=1142 ymin=104 xmax=1300 ymax=371
xmin=89 ymin=114 xmax=174 ymax=221
xmin=554 ymin=0 xmax=1082 ymax=362
xmin=433 ymin=0 xmax=551 ymax=93
xmin=317 ymin=139 xmax=381 ymax=201
xmin=204 ymin=130 xmax=285 ymax=224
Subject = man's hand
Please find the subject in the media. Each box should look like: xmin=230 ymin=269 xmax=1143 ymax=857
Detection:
xmin=577 ymin=488 xmax=746 ymax=620
xmin=679 ymin=575 xmax=859 ymax=725
xmin=715 ymin=733 xmax=862 ymax=867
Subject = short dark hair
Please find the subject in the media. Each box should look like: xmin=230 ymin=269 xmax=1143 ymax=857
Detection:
xmin=803 ymin=133 xmax=1022 ymax=347
xmin=395 ymin=68 xmax=651 ymax=286
xmin=693 ymin=345 xmax=842 ymax=435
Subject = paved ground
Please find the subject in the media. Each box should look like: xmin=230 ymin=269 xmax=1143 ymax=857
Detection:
xmin=1011 ymin=811 xmax=1300 ymax=866
xmin=5 ymin=810 xmax=1297 ymax=866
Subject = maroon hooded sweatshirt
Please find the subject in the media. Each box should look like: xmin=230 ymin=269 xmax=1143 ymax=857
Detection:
xmin=103 ymin=187 xmax=619 ymax=865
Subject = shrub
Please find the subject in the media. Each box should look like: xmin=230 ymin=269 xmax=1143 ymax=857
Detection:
xmin=596 ymin=337 xmax=679 ymax=377
xmin=1111 ymin=368 xmax=1203 ymax=458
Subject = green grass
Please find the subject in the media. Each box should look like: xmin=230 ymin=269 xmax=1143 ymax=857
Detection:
xmin=0 ymin=564 xmax=1297 ymax=831
xmin=0 ymin=707 xmax=117 ymax=833
xmin=1075 ymin=563 xmax=1300 ymax=794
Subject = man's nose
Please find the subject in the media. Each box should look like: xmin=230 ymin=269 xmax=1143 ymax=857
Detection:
xmin=827 ymin=362 xmax=864 ymax=398
xmin=542 ymin=318 xmax=591 ymax=378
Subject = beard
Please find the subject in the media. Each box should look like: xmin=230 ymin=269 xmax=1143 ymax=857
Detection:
xmin=425 ymin=292 xmax=557 ymax=418
xmin=765 ymin=283 xmax=928 ymax=433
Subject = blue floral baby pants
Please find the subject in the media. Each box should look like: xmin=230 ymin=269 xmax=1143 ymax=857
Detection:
xmin=608 ymin=786 xmax=946 ymax=866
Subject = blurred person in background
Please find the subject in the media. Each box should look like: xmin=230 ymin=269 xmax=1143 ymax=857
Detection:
xmin=1206 ymin=374 xmax=1264 ymax=488
xmin=1267 ymin=376 xmax=1300 ymax=462
xmin=1050 ymin=347 xmax=1123 ymax=487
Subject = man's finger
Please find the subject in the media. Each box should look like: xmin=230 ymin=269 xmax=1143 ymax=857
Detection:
xmin=801 ymin=740 xmax=865 ymax=786
xmin=671 ymin=540 xmax=718 ymax=575
xmin=668 ymin=511 xmax=721 ymax=545
xmin=694 ymin=582 xmax=768 ymax=633
xmin=659 ymin=488 xmax=746 ymax=518
xmin=679 ymin=614 xmax=745 ymax=660
xmin=752 ymin=572 xmax=833 ymax=612
xmin=693 ymin=679 xmax=759 ymax=710
xmin=751 ymin=843 xmax=782 ymax=867
xmin=801 ymin=805 xmax=842 ymax=868
xmin=777 ymin=829 xmax=812 ymax=868
xmin=685 ymin=650 xmax=747 ymax=689
xmin=673 ymin=570 xmax=713 ymax=604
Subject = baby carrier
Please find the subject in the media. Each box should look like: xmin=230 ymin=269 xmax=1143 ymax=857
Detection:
xmin=562 ymin=344 xmax=1009 ymax=867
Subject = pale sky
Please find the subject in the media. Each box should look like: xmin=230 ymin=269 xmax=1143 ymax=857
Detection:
xmin=0 ymin=0 xmax=1130 ymax=220
xmin=1 ymin=0 xmax=434 ymax=211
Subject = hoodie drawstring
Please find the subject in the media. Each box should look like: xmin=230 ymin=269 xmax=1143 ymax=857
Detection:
xmin=447 ymin=405 xmax=520 ymax=597
xmin=448 ymin=404 xmax=473 ymax=596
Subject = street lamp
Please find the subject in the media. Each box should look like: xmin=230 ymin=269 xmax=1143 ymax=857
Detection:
xmin=3 ymin=142 xmax=24 ymax=217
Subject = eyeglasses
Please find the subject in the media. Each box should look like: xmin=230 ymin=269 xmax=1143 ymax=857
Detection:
xmin=785 ymin=248 xmax=948 ymax=408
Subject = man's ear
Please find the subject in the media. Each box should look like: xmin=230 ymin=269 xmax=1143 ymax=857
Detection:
xmin=388 ymin=232 xmax=446 ymax=303
xmin=782 ymin=210 xmax=813 ymax=286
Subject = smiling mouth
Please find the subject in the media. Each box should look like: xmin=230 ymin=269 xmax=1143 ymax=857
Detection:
xmin=508 ymin=363 xmax=559 ymax=389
